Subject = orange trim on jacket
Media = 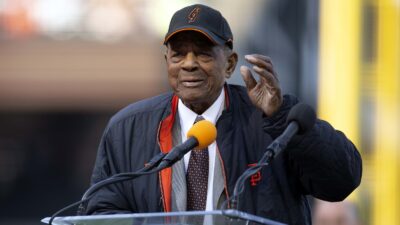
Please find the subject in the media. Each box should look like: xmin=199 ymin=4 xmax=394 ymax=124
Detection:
xmin=157 ymin=95 xmax=178 ymax=212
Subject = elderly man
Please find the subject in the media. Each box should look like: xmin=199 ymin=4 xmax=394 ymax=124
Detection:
xmin=85 ymin=4 xmax=362 ymax=225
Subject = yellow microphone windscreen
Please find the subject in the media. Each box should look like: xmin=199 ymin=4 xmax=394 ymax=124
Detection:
xmin=186 ymin=120 xmax=217 ymax=149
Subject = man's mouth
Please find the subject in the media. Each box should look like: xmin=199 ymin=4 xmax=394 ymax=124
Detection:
xmin=181 ymin=80 xmax=204 ymax=87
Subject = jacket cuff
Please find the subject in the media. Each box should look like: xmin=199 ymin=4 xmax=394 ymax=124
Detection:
xmin=263 ymin=94 xmax=299 ymax=139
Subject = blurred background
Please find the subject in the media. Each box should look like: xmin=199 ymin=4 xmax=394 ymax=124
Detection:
xmin=0 ymin=0 xmax=398 ymax=224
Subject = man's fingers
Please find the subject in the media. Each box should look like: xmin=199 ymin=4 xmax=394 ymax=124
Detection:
xmin=251 ymin=54 xmax=271 ymax=62
xmin=253 ymin=65 xmax=279 ymax=89
xmin=245 ymin=55 xmax=268 ymax=68
xmin=245 ymin=55 xmax=274 ymax=74
xmin=240 ymin=65 xmax=257 ymax=90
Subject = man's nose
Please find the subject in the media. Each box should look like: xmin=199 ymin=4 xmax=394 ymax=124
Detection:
xmin=181 ymin=52 xmax=198 ymax=71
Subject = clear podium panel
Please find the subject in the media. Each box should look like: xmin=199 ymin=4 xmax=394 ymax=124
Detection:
xmin=42 ymin=210 xmax=286 ymax=225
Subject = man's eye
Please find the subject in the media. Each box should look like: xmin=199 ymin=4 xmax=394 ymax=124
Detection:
xmin=198 ymin=52 xmax=211 ymax=57
xmin=172 ymin=52 xmax=182 ymax=57
xmin=170 ymin=52 xmax=183 ymax=63
xmin=198 ymin=52 xmax=213 ymax=61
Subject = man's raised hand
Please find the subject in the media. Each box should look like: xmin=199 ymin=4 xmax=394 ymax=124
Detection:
xmin=240 ymin=54 xmax=282 ymax=117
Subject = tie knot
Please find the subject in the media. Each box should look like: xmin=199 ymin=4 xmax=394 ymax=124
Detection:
xmin=194 ymin=115 xmax=205 ymax=124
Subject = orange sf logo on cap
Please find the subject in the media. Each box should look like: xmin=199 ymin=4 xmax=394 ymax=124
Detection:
xmin=188 ymin=7 xmax=201 ymax=23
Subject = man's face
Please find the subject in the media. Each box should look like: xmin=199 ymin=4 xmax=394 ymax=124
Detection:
xmin=165 ymin=31 xmax=233 ymax=112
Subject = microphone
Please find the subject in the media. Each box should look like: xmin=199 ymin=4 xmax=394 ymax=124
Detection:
xmin=270 ymin=103 xmax=317 ymax=156
xmin=157 ymin=120 xmax=217 ymax=169
xmin=229 ymin=103 xmax=316 ymax=210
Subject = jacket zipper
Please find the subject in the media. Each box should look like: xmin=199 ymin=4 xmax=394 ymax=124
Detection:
xmin=216 ymin=145 xmax=230 ymax=208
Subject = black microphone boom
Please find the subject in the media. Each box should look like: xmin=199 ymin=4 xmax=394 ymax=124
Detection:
xmin=287 ymin=102 xmax=317 ymax=134
xmin=157 ymin=137 xmax=198 ymax=169
xmin=271 ymin=103 xmax=317 ymax=156
xmin=157 ymin=119 xmax=217 ymax=169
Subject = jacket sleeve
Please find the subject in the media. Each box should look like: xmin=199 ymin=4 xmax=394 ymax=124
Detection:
xmin=263 ymin=95 xmax=362 ymax=201
xmin=82 ymin=126 xmax=134 ymax=215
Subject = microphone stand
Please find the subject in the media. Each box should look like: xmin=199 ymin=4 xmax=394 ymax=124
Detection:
xmin=229 ymin=122 xmax=299 ymax=210
xmin=48 ymin=152 xmax=167 ymax=225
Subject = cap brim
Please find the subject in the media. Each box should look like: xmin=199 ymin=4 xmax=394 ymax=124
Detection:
xmin=164 ymin=25 xmax=226 ymax=46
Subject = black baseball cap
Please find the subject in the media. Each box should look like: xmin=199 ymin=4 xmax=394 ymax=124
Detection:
xmin=164 ymin=4 xmax=233 ymax=48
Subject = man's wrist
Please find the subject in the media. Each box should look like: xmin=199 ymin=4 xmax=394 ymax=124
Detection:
xmin=262 ymin=94 xmax=299 ymax=139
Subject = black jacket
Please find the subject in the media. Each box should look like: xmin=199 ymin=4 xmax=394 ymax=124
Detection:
xmin=85 ymin=84 xmax=362 ymax=225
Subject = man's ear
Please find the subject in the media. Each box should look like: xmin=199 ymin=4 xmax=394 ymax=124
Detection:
xmin=225 ymin=51 xmax=238 ymax=78
xmin=164 ymin=47 xmax=168 ymax=63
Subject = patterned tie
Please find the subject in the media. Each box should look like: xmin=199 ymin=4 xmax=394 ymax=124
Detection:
xmin=186 ymin=116 xmax=209 ymax=211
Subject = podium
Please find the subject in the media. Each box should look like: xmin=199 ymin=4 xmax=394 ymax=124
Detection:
xmin=41 ymin=210 xmax=286 ymax=225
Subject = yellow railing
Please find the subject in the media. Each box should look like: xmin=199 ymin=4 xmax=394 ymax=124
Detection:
xmin=318 ymin=0 xmax=361 ymax=149
xmin=319 ymin=0 xmax=400 ymax=224
xmin=373 ymin=0 xmax=400 ymax=224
